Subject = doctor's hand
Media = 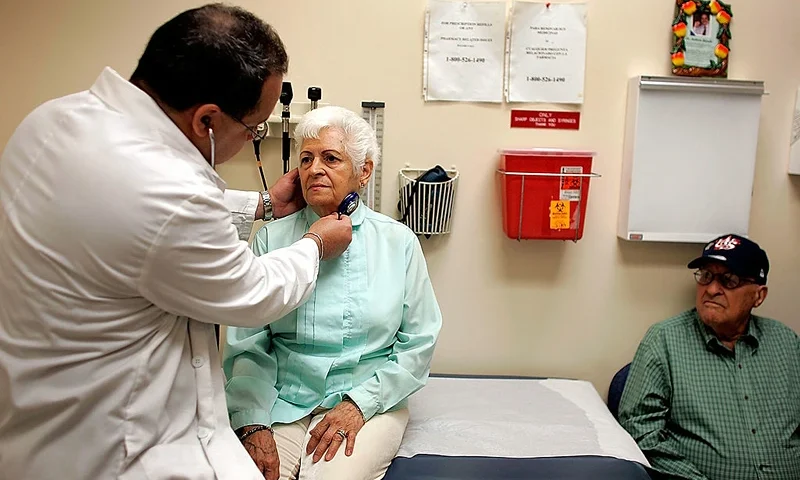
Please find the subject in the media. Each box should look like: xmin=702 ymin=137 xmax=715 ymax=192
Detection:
xmin=270 ymin=168 xmax=306 ymax=219
xmin=306 ymin=400 xmax=365 ymax=463
xmin=241 ymin=427 xmax=280 ymax=480
xmin=306 ymin=214 xmax=352 ymax=260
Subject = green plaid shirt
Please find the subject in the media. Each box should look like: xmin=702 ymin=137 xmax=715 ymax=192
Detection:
xmin=619 ymin=309 xmax=800 ymax=480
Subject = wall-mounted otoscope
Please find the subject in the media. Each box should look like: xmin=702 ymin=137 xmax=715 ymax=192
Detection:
xmin=280 ymin=82 xmax=293 ymax=174
xmin=308 ymin=87 xmax=322 ymax=110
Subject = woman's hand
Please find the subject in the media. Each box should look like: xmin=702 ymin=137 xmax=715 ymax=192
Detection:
xmin=241 ymin=427 xmax=281 ymax=480
xmin=305 ymin=400 xmax=365 ymax=462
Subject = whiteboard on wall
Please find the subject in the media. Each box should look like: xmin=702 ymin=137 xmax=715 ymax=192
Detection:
xmin=617 ymin=76 xmax=765 ymax=243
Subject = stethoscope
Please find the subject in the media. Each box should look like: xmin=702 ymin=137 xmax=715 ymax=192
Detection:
xmin=208 ymin=128 xmax=217 ymax=169
xmin=202 ymin=115 xmax=218 ymax=170
xmin=337 ymin=191 xmax=359 ymax=218
xmin=208 ymin=122 xmax=269 ymax=192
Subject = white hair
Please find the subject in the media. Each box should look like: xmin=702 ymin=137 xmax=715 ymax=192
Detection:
xmin=294 ymin=106 xmax=381 ymax=174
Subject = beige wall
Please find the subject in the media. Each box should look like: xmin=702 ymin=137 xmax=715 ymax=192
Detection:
xmin=2 ymin=0 xmax=798 ymax=398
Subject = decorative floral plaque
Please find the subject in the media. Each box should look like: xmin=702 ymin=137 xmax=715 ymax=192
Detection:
xmin=671 ymin=0 xmax=732 ymax=77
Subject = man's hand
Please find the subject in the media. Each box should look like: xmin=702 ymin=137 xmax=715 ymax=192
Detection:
xmin=307 ymin=214 xmax=352 ymax=260
xmin=305 ymin=400 xmax=366 ymax=463
xmin=241 ymin=427 xmax=280 ymax=480
xmin=270 ymin=169 xmax=306 ymax=219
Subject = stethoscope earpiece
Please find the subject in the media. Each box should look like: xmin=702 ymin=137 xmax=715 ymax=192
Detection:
xmin=208 ymin=127 xmax=216 ymax=169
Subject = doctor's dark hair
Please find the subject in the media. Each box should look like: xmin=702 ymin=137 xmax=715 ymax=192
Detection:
xmin=130 ymin=3 xmax=288 ymax=119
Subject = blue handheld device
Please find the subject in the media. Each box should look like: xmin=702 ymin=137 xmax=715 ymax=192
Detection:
xmin=338 ymin=192 xmax=359 ymax=217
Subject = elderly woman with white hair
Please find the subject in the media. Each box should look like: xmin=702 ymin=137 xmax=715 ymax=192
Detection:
xmin=223 ymin=106 xmax=442 ymax=480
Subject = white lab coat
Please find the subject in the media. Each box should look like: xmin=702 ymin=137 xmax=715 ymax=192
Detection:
xmin=0 ymin=67 xmax=319 ymax=479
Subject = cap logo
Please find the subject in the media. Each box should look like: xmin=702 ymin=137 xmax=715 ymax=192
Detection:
xmin=713 ymin=236 xmax=739 ymax=251
xmin=759 ymin=269 xmax=765 ymax=278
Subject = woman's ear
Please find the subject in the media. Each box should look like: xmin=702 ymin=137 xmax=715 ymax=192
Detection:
xmin=359 ymin=159 xmax=374 ymax=187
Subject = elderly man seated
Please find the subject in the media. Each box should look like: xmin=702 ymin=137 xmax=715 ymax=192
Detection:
xmin=619 ymin=234 xmax=800 ymax=480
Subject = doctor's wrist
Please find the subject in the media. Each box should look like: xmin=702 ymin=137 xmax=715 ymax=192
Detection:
xmin=302 ymin=232 xmax=324 ymax=260
xmin=258 ymin=190 xmax=273 ymax=222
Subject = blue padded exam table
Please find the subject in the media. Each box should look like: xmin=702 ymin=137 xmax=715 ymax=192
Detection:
xmin=384 ymin=375 xmax=652 ymax=480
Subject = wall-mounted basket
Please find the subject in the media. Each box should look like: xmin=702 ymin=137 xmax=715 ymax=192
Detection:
xmin=397 ymin=165 xmax=459 ymax=237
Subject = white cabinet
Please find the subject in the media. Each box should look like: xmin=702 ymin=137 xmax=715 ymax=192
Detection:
xmin=617 ymin=76 xmax=765 ymax=243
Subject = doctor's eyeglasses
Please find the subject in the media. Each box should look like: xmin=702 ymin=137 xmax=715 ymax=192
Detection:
xmin=225 ymin=112 xmax=270 ymax=191
xmin=230 ymin=116 xmax=269 ymax=141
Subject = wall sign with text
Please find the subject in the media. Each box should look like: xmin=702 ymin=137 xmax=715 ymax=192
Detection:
xmin=506 ymin=3 xmax=588 ymax=104
xmin=510 ymin=110 xmax=580 ymax=130
xmin=424 ymin=0 xmax=506 ymax=102
xmin=671 ymin=0 xmax=733 ymax=78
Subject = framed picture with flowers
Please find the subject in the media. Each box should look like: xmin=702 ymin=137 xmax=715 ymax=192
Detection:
xmin=670 ymin=0 xmax=732 ymax=77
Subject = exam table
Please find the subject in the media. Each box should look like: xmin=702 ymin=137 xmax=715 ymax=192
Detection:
xmin=384 ymin=374 xmax=652 ymax=480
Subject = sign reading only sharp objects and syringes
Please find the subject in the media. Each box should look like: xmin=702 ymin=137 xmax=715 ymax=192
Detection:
xmin=510 ymin=110 xmax=580 ymax=130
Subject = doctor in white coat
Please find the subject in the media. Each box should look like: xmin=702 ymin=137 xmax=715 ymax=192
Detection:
xmin=0 ymin=4 xmax=352 ymax=479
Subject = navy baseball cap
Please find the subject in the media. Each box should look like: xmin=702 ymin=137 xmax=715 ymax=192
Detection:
xmin=687 ymin=234 xmax=769 ymax=285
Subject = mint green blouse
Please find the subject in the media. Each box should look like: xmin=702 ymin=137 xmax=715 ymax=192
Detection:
xmin=223 ymin=204 xmax=442 ymax=428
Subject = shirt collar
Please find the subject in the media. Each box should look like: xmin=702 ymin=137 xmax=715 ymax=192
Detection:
xmin=693 ymin=309 xmax=761 ymax=352
xmin=303 ymin=201 xmax=367 ymax=227
xmin=88 ymin=67 xmax=226 ymax=190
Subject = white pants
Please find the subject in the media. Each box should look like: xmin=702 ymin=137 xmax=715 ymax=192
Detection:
xmin=274 ymin=408 xmax=409 ymax=480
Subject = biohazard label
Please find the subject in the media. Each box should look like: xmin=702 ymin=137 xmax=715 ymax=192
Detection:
xmin=550 ymin=200 xmax=570 ymax=230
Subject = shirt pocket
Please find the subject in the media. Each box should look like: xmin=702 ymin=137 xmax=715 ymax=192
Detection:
xmin=139 ymin=443 xmax=215 ymax=480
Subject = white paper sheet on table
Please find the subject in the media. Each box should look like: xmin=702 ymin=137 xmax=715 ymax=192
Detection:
xmin=507 ymin=2 xmax=588 ymax=104
xmin=396 ymin=377 xmax=650 ymax=468
xmin=424 ymin=0 xmax=507 ymax=103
